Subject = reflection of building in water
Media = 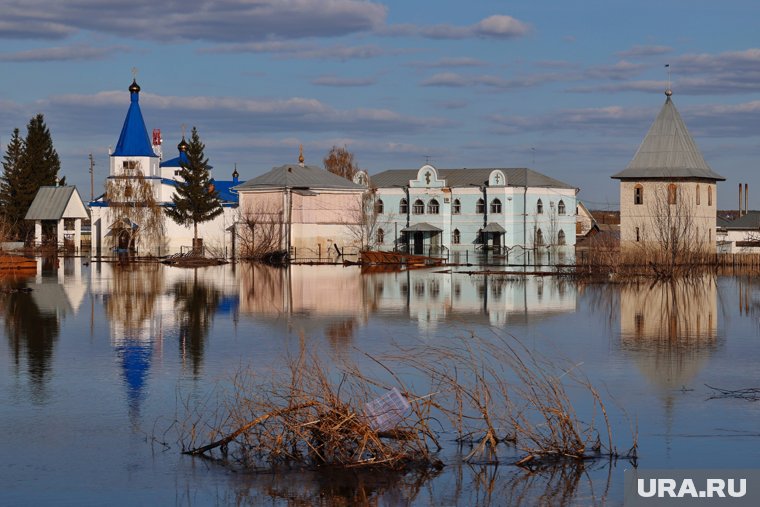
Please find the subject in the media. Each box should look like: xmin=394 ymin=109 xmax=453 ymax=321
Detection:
xmin=238 ymin=264 xmax=576 ymax=330
xmin=368 ymin=270 xmax=575 ymax=329
xmin=619 ymin=277 xmax=719 ymax=391
xmin=89 ymin=262 xmax=239 ymax=416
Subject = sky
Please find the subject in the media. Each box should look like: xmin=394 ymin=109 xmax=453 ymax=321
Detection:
xmin=0 ymin=0 xmax=758 ymax=210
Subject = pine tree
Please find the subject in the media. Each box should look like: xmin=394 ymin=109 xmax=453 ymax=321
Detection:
xmin=0 ymin=128 xmax=25 ymax=236
xmin=165 ymin=127 xmax=223 ymax=251
xmin=9 ymin=114 xmax=63 ymax=241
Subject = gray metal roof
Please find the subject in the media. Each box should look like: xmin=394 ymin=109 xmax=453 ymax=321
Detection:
xmin=25 ymin=186 xmax=90 ymax=221
xmin=482 ymin=222 xmax=506 ymax=233
xmin=371 ymin=167 xmax=575 ymax=189
xmin=612 ymin=95 xmax=725 ymax=181
xmin=236 ymin=164 xmax=365 ymax=191
xmin=720 ymin=211 xmax=760 ymax=230
xmin=401 ymin=222 xmax=442 ymax=232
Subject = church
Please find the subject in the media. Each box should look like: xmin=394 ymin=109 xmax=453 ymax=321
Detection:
xmin=89 ymin=79 xmax=239 ymax=257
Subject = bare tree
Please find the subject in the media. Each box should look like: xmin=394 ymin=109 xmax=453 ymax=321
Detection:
xmin=323 ymin=146 xmax=359 ymax=181
xmin=236 ymin=201 xmax=285 ymax=260
xmin=343 ymin=189 xmax=390 ymax=251
xmin=631 ymin=185 xmax=705 ymax=277
xmin=104 ymin=161 xmax=165 ymax=253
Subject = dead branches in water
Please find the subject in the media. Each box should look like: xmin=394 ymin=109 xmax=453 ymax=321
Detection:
xmin=181 ymin=341 xmax=440 ymax=472
xmin=180 ymin=333 xmax=636 ymax=473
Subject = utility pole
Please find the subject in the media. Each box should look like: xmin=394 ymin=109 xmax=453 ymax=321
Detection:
xmin=89 ymin=153 xmax=95 ymax=201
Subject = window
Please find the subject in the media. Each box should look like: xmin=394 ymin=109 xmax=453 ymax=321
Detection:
xmin=376 ymin=228 xmax=384 ymax=244
xmin=635 ymin=227 xmax=640 ymax=242
xmin=558 ymin=200 xmax=566 ymax=215
xmin=375 ymin=199 xmax=384 ymax=214
xmin=490 ymin=198 xmax=502 ymax=214
xmin=708 ymin=186 xmax=713 ymax=206
xmin=476 ymin=198 xmax=485 ymax=214
xmin=399 ymin=198 xmax=408 ymax=214
xmin=634 ymin=184 xmax=643 ymax=205
xmin=413 ymin=199 xmax=425 ymax=214
xmin=427 ymin=199 xmax=440 ymax=214
xmin=558 ymin=230 xmax=566 ymax=245
xmin=696 ymin=185 xmax=700 ymax=205
xmin=668 ymin=184 xmax=677 ymax=205
xmin=122 ymin=160 xmax=138 ymax=170
xmin=452 ymin=199 xmax=461 ymax=214
xmin=535 ymin=228 xmax=544 ymax=246
xmin=452 ymin=228 xmax=461 ymax=244
xmin=537 ymin=199 xmax=544 ymax=214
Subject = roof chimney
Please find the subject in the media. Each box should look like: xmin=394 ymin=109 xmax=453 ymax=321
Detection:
xmin=739 ymin=183 xmax=743 ymax=217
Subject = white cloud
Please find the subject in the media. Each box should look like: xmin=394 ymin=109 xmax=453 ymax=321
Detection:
xmin=474 ymin=15 xmax=530 ymax=39
xmin=381 ymin=14 xmax=530 ymax=40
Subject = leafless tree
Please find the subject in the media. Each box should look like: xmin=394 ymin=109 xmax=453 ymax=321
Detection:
xmin=343 ymin=189 xmax=391 ymax=251
xmin=104 ymin=161 xmax=165 ymax=253
xmin=632 ymin=185 xmax=705 ymax=277
xmin=236 ymin=201 xmax=285 ymax=259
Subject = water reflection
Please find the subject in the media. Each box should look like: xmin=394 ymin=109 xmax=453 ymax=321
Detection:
xmin=2 ymin=275 xmax=59 ymax=402
xmin=619 ymin=276 xmax=719 ymax=391
xmin=173 ymin=272 xmax=221 ymax=376
xmin=238 ymin=265 xmax=576 ymax=333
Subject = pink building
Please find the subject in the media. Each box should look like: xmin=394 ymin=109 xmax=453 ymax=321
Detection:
xmin=235 ymin=160 xmax=367 ymax=259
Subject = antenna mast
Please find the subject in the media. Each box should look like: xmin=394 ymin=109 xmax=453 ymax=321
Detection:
xmin=89 ymin=153 xmax=95 ymax=201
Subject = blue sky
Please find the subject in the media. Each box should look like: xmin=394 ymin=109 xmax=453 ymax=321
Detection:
xmin=0 ymin=0 xmax=758 ymax=209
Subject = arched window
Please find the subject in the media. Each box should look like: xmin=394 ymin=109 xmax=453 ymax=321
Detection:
xmin=490 ymin=198 xmax=502 ymax=213
xmin=668 ymin=184 xmax=677 ymax=205
xmin=708 ymin=186 xmax=713 ymax=206
xmin=634 ymin=184 xmax=643 ymax=205
xmin=537 ymin=199 xmax=544 ymax=214
xmin=375 ymin=199 xmax=384 ymax=214
xmin=452 ymin=228 xmax=461 ymax=244
xmin=476 ymin=198 xmax=485 ymax=214
xmin=427 ymin=199 xmax=439 ymax=214
xmin=413 ymin=199 xmax=424 ymax=214
xmin=452 ymin=199 xmax=461 ymax=214
xmin=696 ymin=185 xmax=701 ymax=205
xmin=535 ymin=228 xmax=544 ymax=246
xmin=558 ymin=200 xmax=566 ymax=215
xmin=558 ymin=230 xmax=566 ymax=245
xmin=376 ymin=228 xmax=384 ymax=244
xmin=399 ymin=198 xmax=408 ymax=214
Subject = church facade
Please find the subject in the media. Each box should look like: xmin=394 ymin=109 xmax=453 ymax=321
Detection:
xmin=89 ymin=79 xmax=239 ymax=257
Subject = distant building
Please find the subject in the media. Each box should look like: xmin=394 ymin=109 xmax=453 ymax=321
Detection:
xmin=370 ymin=164 xmax=577 ymax=259
xmin=716 ymin=211 xmax=760 ymax=253
xmin=89 ymin=79 xmax=239 ymax=256
xmin=611 ymin=90 xmax=725 ymax=251
xmin=234 ymin=153 xmax=366 ymax=257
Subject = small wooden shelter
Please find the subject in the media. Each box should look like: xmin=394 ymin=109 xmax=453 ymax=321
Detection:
xmin=25 ymin=186 xmax=90 ymax=251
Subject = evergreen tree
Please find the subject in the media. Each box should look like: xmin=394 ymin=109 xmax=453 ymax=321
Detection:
xmin=165 ymin=127 xmax=223 ymax=250
xmin=3 ymin=114 xmax=63 ymax=240
xmin=0 ymin=128 xmax=24 ymax=235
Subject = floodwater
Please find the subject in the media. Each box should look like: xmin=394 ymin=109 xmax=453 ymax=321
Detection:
xmin=2 ymin=259 xmax=760 ymax=506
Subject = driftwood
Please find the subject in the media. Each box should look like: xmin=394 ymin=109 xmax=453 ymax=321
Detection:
xmin=706 ymin=384 xmax=760 ymax=401
xmin=183 ymin=402 xmax=317 ymax=456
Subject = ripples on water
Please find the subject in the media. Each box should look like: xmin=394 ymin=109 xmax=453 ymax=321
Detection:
xmin=2 ymin=259 xmax=760 ymax=505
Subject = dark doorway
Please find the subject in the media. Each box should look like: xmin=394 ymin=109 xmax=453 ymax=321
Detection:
xmin=413 ymin=232 xmax=424 ymax=255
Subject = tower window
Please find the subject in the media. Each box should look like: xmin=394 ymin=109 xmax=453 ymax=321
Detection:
xmin=634 ymin=185 xmax=643 ymax=205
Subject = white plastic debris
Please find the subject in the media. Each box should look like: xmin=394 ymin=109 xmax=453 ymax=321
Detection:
xmin=364 ymin=387 xmax=410 ymax=432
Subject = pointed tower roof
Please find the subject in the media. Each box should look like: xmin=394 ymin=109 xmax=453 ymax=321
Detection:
xmin=612 ymin=91 xmax=724 ymax=181
xmin=112 ymin=79 xmax=157 ymax=158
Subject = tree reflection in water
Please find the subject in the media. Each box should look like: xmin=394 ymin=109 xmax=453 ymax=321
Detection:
xmin=105 ymin=263 xmax=163 ymax=419
xmin=2 ymin=277 xmax=59 ymax=402
xmin=173 ymin=270 xmax=220 ymax=376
